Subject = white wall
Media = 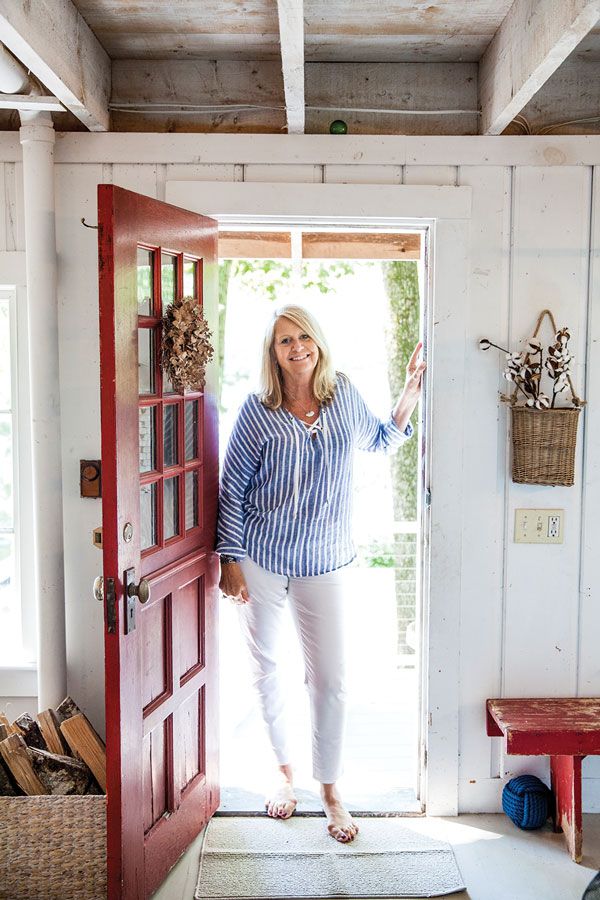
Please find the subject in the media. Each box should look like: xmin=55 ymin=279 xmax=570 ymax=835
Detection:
xmin=1 ymin=134 xmax=599 ymax=813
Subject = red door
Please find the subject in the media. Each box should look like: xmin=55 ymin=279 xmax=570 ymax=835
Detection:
xmin=97 ymin=185 xmax=220 ymax=899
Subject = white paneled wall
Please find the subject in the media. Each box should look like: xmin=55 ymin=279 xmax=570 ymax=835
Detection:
xmin=0 ymin=162 xmax=24 ymax=252
xmin=1 ymin=134 xmax=599 ymax=813
xmin=55 ymin=163 xmax=107 ymax=735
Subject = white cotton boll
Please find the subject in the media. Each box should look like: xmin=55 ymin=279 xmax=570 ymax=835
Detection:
xmin=526 ymin=398 xmax=535 ymax=407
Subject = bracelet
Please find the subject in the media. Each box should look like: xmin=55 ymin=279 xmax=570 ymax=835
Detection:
xmin=219 ymin=554 xmax=238 ymax=565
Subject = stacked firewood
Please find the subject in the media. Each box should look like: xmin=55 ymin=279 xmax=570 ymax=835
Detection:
xmin=0 ymin=696 xmax=106 ymax=796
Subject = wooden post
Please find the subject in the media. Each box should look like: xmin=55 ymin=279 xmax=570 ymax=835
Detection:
xmin=550 ymin=755 xmax=583 ymax=863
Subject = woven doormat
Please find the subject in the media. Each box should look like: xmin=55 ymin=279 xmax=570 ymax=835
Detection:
xmin=195 ymin=816 xmax=465 ymax=899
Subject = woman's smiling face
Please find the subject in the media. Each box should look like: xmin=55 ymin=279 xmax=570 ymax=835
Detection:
xmin=273 ymin=316 xmax=319 ymax=382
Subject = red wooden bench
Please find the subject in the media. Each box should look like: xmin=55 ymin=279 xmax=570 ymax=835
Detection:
xmin=486 ymin=698 xmax=600 ymax=862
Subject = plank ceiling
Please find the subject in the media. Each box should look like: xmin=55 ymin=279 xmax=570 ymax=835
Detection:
xmin=0 ymin=0 xmax=598 ymax=135
xmin=72 ymin=0 xmax=516 ymax=63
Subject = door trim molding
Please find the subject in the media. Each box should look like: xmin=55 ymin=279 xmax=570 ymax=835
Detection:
xmin=166 ymin=181 xmax=471 ymax=222
xmin=165 ymin=179 xmax=468 ymax=817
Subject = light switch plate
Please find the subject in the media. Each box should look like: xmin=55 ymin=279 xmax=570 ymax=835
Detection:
xmin=514 ymin=509 xmax=564 ymax=544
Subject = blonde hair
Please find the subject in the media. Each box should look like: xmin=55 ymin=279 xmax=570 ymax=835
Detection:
xmin=259 ymin=304 xmax=337 ymax=410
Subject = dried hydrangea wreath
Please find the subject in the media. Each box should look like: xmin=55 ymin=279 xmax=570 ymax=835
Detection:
xmin=161 ymin=296 xmax=214 ymax=393
xmin=479 ymin=326 xmax=583 ymax=410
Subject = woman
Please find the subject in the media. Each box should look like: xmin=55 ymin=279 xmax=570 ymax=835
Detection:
xmin=217 ymin=304 xmax=425 ymax=843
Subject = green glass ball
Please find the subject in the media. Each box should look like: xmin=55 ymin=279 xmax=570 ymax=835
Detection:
xmin=329 ymin=119 xmax=348 ymax=135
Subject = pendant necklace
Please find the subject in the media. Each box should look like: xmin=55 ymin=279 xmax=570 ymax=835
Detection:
xmin=285 ymin=389 xmax=317 ymax=418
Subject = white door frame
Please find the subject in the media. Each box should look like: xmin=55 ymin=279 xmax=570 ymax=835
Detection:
xmin=166 ymin=179 xmax=471 ymax=817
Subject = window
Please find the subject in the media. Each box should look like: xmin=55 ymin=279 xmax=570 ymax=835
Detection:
xmin=0 ymin=286 xmax=34 ymax=668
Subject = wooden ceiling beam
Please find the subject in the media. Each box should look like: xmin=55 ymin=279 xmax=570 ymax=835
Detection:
xmin=303 ymin=231 xmax=421 ymax=260
xmin=219 ymin=231 xmax=292 ymax=259
xmin=218 ymin=230 xmax=421 ymax=260
xmin=479 ymin=0 xmax=600 ymax=135
xmin=0 ymin=0 xmax=110 ymax=132
xmin=276 ymin=0 xmax=305 ymax=134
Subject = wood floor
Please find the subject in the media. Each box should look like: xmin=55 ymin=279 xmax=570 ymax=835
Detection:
xmin=151 ymin=813 xmax=600 ymax=900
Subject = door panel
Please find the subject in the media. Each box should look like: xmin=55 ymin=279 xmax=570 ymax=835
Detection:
xmin=98 ymin=185 xmax=219 ymax=899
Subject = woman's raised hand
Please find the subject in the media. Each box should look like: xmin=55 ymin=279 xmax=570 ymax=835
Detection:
xmin=404 ymin=341 xmax=426 ymax=400
xmin=391 ymin=341 xmax=426 ymax=433
xmin=219 ymin=562 xmax=250 ymax=605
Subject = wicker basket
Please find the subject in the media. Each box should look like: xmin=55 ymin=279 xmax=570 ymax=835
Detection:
xmin=0 ymin=795 xmax=106 ymax=900
xmin=511 ymin=406 xmax=581 ymax=486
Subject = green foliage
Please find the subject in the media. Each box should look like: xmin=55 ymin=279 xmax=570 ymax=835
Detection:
xmin=220 ymin=258 xmax=357 ymax=302
xmin=302 ymin=260 xmax=356 ymax=293
xmin=359 ymin=539 xmax=396 ymax=568
xmin=232 ymin=259 xmax=291 ymax=301
xmin=381 ymin=260 xmax=421 ymax=653
xmin=382 ymin=261 xmax=420 ymax=522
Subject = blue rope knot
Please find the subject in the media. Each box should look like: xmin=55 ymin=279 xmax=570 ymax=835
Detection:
xmin=502 ymin=774 xmax=552 ymax=830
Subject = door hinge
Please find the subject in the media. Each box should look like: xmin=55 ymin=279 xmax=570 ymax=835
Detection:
xmin=424 ymin=488 xmax=431 ymax=508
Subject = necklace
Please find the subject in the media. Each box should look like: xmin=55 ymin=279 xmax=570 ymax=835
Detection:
xmin=284 ymin=389 xmax=317 ymax=419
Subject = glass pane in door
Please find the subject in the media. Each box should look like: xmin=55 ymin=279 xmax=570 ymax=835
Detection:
xmin=164 ymin=405 xmax=179 ymax=468
xmin=139 ymin=407 xmax=156 ymax=473
xmin=185 ymin=470 xmax=198 ymax=530
xmin=161 ymin=253 xmax=177 ymax=311
xmin=164 ymin=477 xmax=180 ymax=540
xmin=184 ymin=401 xmax=198 ymax=461
xmin=138 ymin=329 xmax=155 ymax=394
xmin=183 ymin=259 xmax=198 ymax=297
xmin=137 ymin=248 xmax=154 ymax=316
xmin=140 ymin=483 xmax=157 ymax=550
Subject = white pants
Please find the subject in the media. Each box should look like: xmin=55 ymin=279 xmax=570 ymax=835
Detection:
xmin=237 ymin=555 xmax=348 ymax=784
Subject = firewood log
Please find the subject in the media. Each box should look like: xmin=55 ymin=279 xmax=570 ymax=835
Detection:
xmin=0 ymin=754 xmax=18 ymax=795
xmin=13 ymin=713 xmax=47 ymax=751
xmin=29 ymin=746 xmax=92 ymax=795
xmin=0 ymin=724 xmax=8 ymax=742
xmin=60 ymin=714 xmax=106 ymax=792
xmin=0 ymin=713 xmax=22 ymax=735
xmin=0 ymin=734 xmax=47 ymax=795
xmin=37 ymin=708 xmax=70 ymax=756
xmin=55 ymin=696 xmax=83 ymax=724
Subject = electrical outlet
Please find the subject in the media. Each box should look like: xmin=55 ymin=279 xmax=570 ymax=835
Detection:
xmin=514 ymin=509 xmax=564 ymax=544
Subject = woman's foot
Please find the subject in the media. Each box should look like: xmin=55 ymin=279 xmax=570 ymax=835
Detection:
xmin=265 ymin=764 xmax=298 ymax=819
xmin=320 ymin=783 xmax=358 ymax=843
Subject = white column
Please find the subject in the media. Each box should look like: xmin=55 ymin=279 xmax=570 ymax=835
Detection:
xmin=19 ymin=112 xmax=67 ymax=710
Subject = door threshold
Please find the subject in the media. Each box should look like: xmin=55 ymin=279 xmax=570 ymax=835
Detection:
xmin=218 ymin=786 xmax=422 ymax=816
xmin=215 ymin=809 xmax=425 ymax=817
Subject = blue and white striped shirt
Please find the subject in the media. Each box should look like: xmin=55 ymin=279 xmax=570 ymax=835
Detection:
xmin=216 ymin=373 xmax=413 ymax=577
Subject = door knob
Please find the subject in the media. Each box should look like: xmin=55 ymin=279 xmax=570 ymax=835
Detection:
xmin=127 ymin=577 xmax=151 ymax=604
xmin=93 ymin=576 xmax=104 ymax=602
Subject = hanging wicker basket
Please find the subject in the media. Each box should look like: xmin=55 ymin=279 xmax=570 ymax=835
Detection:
xmin=506 ymin=309 xmax=584 ymax=487
xmin=511 ymin=406 xmax=581 ymax=486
